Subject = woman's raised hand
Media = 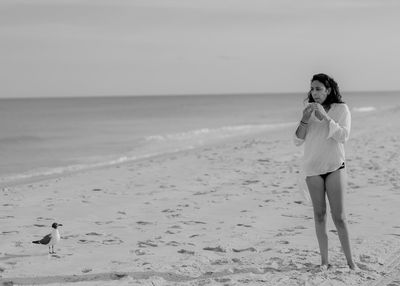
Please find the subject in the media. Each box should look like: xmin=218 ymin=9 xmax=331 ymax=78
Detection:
xmin=312 ymin=103 xmax=328 ymax=121
xmin=302 ymin=104 xmax=314 ymax=122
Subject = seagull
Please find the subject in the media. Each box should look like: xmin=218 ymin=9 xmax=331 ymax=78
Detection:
xmin=32 ymin=222 xmax=63 ymax=254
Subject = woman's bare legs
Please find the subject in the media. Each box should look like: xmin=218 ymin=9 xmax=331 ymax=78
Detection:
xmin=325 ymin=169 xmax=356 ymax=269
xmin=306 ymin=175 xmax=329 ymax=266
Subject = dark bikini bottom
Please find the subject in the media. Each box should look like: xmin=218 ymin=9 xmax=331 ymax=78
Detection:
xmin=319 ymin=162 xmax=345 ymax=181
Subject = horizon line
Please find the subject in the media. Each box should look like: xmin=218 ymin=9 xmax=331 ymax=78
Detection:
xmin=0 ymin=89 xmax=399 ymax=100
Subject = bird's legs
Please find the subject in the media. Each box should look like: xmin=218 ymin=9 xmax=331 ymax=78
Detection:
xmin=49 ymin=246 xmax=56 ymax=254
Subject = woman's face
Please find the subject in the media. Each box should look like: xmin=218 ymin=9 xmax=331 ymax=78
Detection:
xmin=310 ymin=80 xmax=330 ymax=105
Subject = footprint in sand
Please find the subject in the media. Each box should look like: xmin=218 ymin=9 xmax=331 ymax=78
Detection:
xmin=33 ymin=224 xmax=47 ymax=228
xmin=203 ymin=246 xmax=226 ymax=253
xmin=232 ymin=247 xmax=257 ymax=253
xmin=281 ymin=214 xmax=313 ymax=220
xmin=232 ymin=258 xmax=242 ymax=263
xmin=78 ymin=239 xmax=97 ymax=244
xmin=177 ymin=204 xmax=190 ymax=208
xmin=86 ymin=232 xmax=103 ymax=236
xmin=359 ymin=254 xmax=382 ymax=264
xmin=94 ymin=221 xmax=113 ymax=225
xmin=181 ymin=221 xmax=207 ymax=225
xmin=211 ymin=259 xmax=230 ymax=265
xmin=136 ymin=221 xmax=153 ymax=226
xmin=1 ymin=231 xmax=19 ymax=235
xmin=237 ymin=223 xmax=252 ymax=228
xmin=166 ymin=241 xmax=180 ymax=247
xmin=162 ymin=209 xmax=182 ymax=218
xmin=178 ymin=249 xmax=195 ymax=255
xmin=102 ymin=238 xmax=123 ymax=245
xmin=195 ymin=188 xmax=218 ymax=195
xmin=137 ymin=240 xmax=158 ymax=248
xmin=275 ymin=226 xmax=305 ymax=237
xmin=242 ymin=180 xmax=260 ymax=185
xmin=167 ymin=225 xmax=182 ymax=234
xmin=268 ymin=257 xmax=284 ymax=267
xmin=277 ymin=240 xmax=290 ymax=245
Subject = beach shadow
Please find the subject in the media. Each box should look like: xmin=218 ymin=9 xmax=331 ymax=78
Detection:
xmin=0 ymin=271 xmax=190 ymax=285
xmin=0 ymin=253 xmax=48 ymax=261
xmin=0 ymin=252 xmax=62 ymax=261
xmin=0 ymin=267 xmax=284 ymax=285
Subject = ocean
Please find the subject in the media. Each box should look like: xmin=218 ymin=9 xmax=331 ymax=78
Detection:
xmin=1 ymin=92 xmax=399 ymax=186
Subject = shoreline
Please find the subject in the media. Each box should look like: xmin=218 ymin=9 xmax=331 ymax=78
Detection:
xmin=1 ymin=107 xmax=400 ymax=285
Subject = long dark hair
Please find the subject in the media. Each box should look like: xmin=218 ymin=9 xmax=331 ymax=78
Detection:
xmin=307 ymin=73 xmax=344 ymax=107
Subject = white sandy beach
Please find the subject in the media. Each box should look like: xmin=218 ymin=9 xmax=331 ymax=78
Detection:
xmin=1 ymin=105 xmax=400 ymax=286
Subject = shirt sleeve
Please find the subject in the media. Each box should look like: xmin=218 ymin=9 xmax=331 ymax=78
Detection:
xmin=327 ymin=104 xmax=351 ymax=143
xmin=293 ymin=124 xmax=305 ymax=146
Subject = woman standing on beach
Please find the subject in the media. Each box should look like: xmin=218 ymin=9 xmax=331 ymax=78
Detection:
xmin=294 ymin=73 xmax=356 ymax=270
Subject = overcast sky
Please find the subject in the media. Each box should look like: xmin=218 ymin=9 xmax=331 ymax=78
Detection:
xmin=1 ymin=0 xmax=399 ymax=98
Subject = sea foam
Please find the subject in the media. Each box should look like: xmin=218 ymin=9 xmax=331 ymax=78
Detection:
xmin=145 ymin=122 xmax=295 ymax=142
xmin=352 ymin=106 xmax=376 ymax=112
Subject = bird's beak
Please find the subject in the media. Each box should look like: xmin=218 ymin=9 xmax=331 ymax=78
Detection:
xmin=58 ymin=224 xmax=63 ymax=226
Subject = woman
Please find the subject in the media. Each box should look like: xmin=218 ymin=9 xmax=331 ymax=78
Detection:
xmin=294 ymin=73 xmax=356 ymax=270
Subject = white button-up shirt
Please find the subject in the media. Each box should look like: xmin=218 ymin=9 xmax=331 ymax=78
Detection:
xmin=294 ymin=103 xmax=351 ymax=177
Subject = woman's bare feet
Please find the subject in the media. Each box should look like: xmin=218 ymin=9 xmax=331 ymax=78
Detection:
xmin=348 ymin=261 xmax=357 ymax=270
xmin=319 ymin=264 xmax=332 ymax=271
